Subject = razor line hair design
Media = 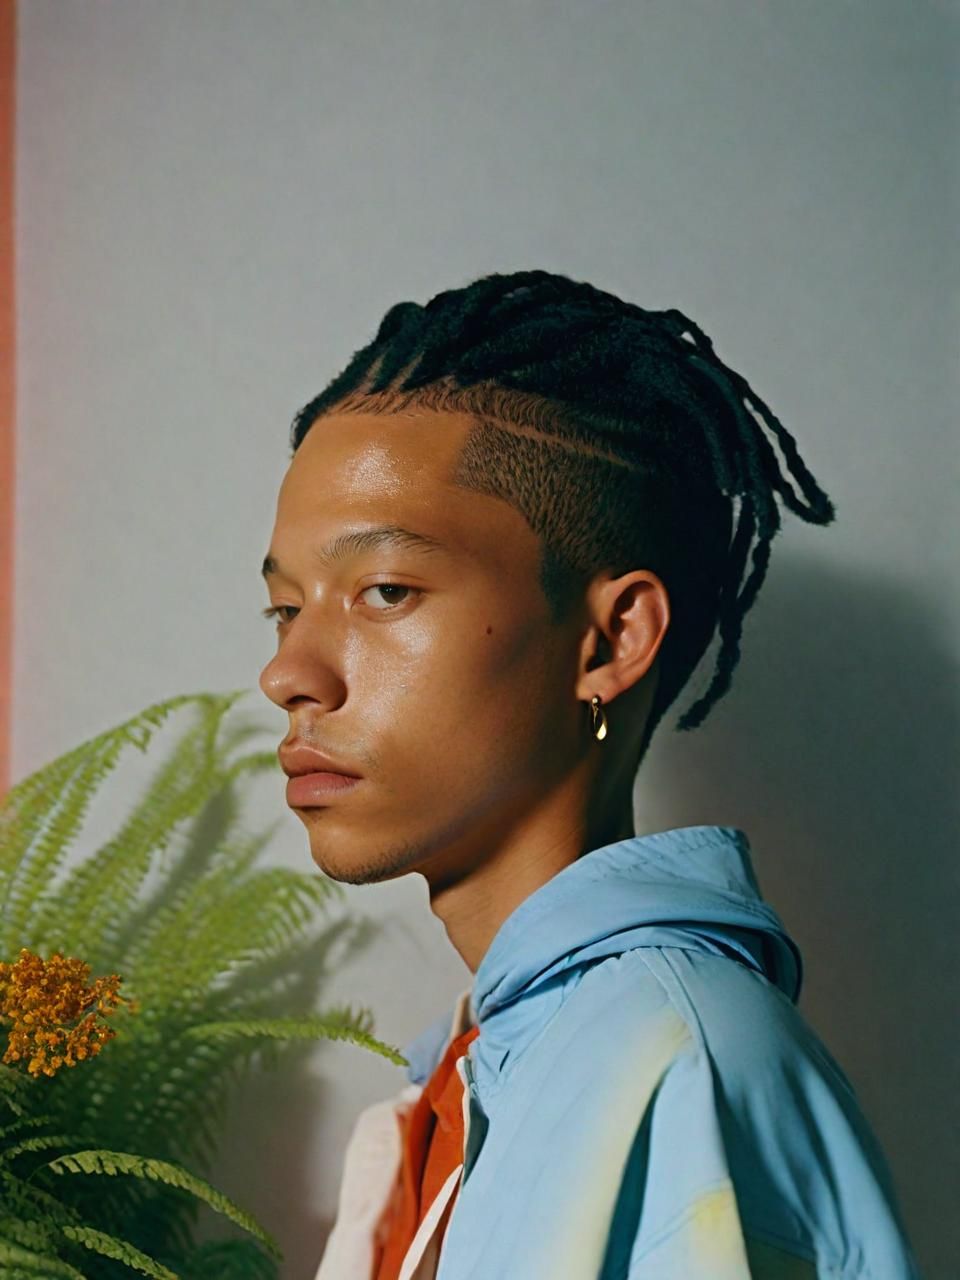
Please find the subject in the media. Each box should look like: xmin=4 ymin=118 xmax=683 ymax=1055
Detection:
xmin=288 ymin=269 xmax=836 ymax=764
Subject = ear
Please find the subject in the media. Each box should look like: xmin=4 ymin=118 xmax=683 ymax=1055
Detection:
xmin=574 ymin=569 xmax=670 ymax=705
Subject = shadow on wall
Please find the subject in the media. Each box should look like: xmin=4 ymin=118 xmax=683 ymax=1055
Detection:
xmin=649 ymin=553 xmax=958 ymax=1278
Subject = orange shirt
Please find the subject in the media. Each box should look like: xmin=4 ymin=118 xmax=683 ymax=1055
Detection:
xmin=374 ymin=1023 xmax=480 ymax=1280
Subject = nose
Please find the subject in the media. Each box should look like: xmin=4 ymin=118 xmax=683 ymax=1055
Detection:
xmin=257 ymin=608 xmax=348 ymax=713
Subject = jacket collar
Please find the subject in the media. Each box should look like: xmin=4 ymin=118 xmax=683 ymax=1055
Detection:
xmin=473 ymin=824 xmax=801 ymax=1023
xmin=402 ymin=825 xmax=802 ymax=1085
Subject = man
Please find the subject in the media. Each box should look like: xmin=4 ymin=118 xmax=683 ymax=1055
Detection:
xmin=259 ymin=269 xmax=920 ymax=1278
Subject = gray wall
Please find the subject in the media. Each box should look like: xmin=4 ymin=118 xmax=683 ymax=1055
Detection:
xmin=14 ymin=2 xmax=957 ymax=1276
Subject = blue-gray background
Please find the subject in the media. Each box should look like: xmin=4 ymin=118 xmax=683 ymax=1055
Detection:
xmin=14 ymin=2 xmax=958 ymax=1276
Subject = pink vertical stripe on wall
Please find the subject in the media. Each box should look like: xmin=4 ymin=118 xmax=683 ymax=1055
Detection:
xmin=0 ymin=1 xmax=14 ymax=797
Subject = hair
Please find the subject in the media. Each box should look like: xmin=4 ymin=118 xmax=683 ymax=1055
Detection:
xmin=287 ymin=268 xmax=836 ymax=766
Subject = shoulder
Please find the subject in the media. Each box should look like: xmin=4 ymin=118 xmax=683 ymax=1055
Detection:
xmin=447 ymin=951 xmax=920 ymax=1278
xmin=630 ymin=947 xmax=919 ymax=1276
xmin=512 ymin=946 xmax=918 ymax=1276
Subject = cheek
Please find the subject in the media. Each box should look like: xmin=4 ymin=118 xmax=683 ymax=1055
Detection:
xmin=352 ymin=604 xmax=535 ymax=699
xmin=366 ymin=618 xmax=564 ymax=782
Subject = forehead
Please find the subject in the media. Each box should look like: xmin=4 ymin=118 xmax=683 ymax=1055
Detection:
xmin=272 ymin=408 xmax=538 ymax=568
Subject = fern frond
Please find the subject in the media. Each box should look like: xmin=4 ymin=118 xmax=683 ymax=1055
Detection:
xmin=0 ymin=1133 xmax=88 ymax=1170
xmin=123 ymin=999 xmax=398 ymax=1168
xmin=89 ymin=929 xmax=380 ymax=1167
xmin=0 ymin=1216 xmax=74 ymax=1267
xmin=82 ymin=746 xmax=284 ymax=965
xmin=0 ymin=1230 xmax=88 ymax=1278
xmin=0 ymin=735 xmax=110 ymax=898
xmin=48 ymin=1019 xmax=233 ymax=1173
xmin=2 ymin=734 xmax=144 ymax=959
xmin=0 ymin=1114 xmax=60 ymax=1147
xmin=0 ymin=692 xmax=220 ymax=953
xmin=0 ymin=1065 xmax=33 ymax=1118
xmin=0 ymin=1169 xmax=83 ymax=1223
xmin=0 ymin=746 xmax=98 ymax=941
xmin=26 ymin=694 xmax=254 ymax=959
xmin=124 ymin=868 xmax=332 ymax=1015
xmin=126 ymin=843 xmax=337 ymax=1009
xmin=184 ymin=1013 xmax=409 ymax=1066
xmin=207 ymin=911 xmax=366 ymax=1013
xmin=119 ymin=818 xmax=285 ymax=977
xmin=64 ymin=872 xmax=343 ymax=1153
xmin=59 ymin=1224 xmax=179 ymax=1280
xmin=39 ymin=1151 xmax=281 ymax=1262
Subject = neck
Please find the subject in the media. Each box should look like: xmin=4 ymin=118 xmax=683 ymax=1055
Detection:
xmin=421 ymin=779 xmax=636 ymax=975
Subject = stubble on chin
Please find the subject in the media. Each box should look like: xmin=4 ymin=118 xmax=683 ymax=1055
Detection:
xmin=305 ymin=829 xmax=426 ymax=887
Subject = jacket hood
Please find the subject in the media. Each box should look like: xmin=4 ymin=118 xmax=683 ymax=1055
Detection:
xmin=403 ymin=824 xmax=803 ymax=1086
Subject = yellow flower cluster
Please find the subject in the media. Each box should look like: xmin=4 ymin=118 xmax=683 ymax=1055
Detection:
xmin=0 ymin=947 xmax=138 ymax=1077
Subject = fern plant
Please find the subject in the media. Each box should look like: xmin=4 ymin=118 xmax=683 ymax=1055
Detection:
xmin=0 ymin=689 xmax=408 ymax=1279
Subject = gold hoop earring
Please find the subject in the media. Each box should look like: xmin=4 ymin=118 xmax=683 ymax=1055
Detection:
xmin=589 ymin=694 xmax=608 ymax=741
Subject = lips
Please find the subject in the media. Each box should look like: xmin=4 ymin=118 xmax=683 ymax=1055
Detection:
xmin=285 ymin=769 xmax=361 ymax=807
xmin=278 ymin=745 xmax=362 ymax=779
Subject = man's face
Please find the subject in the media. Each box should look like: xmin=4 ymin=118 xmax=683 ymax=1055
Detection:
xmin=259 ymin=408 xmax=587 ymax=887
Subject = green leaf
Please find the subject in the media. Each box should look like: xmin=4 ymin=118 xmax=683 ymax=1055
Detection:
xmin=0 ymin=1065 xmax=33 ymax=1118
xmin=40 ymin=1150 xmax=281 ymax=1261
xmin=26 ymin=694 xmax=254 ymax=959
xmin=0 ymin=1227 xmax=88 ymax=1277
xmin=0 ymin=692 xmax=215 ymax=953
xmin=127 ymin=865 xmax=332 ymax=1008
xmin=0 ymin=1134 xmax=88 ymax=1168
xmin=185 ymin=1013 xmax=409 ymax=1066
xmin=60 ymin=1224 xmax=180 ymax=1279
xmin=0 ymin=1169 xmax=83 ymax=1224
xmin=0 ymin=1114 xmax=60 ymax=1147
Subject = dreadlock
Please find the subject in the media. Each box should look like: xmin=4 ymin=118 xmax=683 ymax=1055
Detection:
xmin=288 ymin=269 xmax=836 ymax=760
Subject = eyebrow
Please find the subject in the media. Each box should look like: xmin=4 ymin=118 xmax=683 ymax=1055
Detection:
xmin=261 ymin=523 xmax=450 ymax=581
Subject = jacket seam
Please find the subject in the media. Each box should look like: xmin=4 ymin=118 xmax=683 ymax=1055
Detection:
xmin=638 ymin=945 xmax=709 ymax=1052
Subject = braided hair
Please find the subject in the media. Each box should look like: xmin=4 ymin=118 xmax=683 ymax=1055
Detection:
xmin=288 ymin=269 xmax=836 ymax=758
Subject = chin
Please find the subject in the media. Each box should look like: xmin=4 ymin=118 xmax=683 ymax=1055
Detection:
xmin=304 ymin=831 xmax=416 ymax=887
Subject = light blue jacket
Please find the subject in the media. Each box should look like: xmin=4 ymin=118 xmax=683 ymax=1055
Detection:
xmin=399 ymin=825 xmax=921 ymax=1279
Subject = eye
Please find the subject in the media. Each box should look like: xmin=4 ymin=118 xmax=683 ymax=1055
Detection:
xmin=260 ymin=583 xmax=420 ymax=628
xmin=261 ymin=605 xmax=298 ymax=625
xmin=359 ymin=583 xmax=419 ymax=611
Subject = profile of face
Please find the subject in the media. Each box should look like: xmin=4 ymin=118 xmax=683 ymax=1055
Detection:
xmin=259 ymin=408 xmax=665 ymax=891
